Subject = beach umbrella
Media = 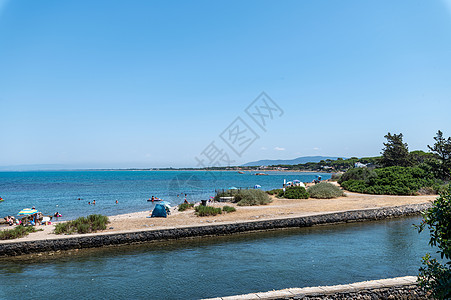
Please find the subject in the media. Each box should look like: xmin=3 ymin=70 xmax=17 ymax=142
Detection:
xmin=228 ymin=186 xmax=238 ymax=190
xmin=254 ymin=184 xmax=261 ymax=189
xmin=18 ymin=208 xmax=38 ymax=216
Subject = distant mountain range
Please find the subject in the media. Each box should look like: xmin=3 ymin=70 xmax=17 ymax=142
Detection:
xmin=242 ymin=156 xmax=344 ymax=167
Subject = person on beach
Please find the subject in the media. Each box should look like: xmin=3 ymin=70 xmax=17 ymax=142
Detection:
xmin=184 ymin=198 xmax=189 ymax=204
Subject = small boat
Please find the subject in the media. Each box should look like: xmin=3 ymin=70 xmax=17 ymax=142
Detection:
xmin=147 ymin=199 xmax=163 ymax=202
xmin=255 ymin=173 xmax=268 ymax=176
xmin=237 ymin=171 xmax=245 ymax=174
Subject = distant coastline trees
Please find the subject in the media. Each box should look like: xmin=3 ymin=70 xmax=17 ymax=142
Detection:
xmin=337 ymin=131 xmax=450 ymax=196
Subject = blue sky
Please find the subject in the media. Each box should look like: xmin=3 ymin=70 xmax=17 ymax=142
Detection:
xmin=0 ymin=0 xmax=450 ymax=168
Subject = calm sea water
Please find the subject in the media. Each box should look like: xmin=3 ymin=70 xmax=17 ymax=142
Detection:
xmin=0 ymin=216 xmax=435 ymax=299
xmin=0 ymin=170 xmax=330 ymax=220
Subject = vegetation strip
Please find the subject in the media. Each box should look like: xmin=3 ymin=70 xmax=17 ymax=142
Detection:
xmin=0 ymin=203 xmax=431 ymax=257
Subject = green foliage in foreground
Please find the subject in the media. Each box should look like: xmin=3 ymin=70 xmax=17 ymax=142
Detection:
xmin=195 ymin=205 xmax=222 ymax=216
xmin=416 ymin=188 xmax=451 ymax=299
xmin=340 ymin=166 xmax=440 ymax=195
xmin=278 ymin=186 xmax=309 ymax=199
xmin=178 ymin=203 xmax=194 ymax=212
xmin=222 ymin=206 xmax=236 ymax=213
xmin=235 ymin=189 xmax=272 ymax=206
xmin=0 ymin=225 xmax=38 ymax=240
xmin=54 ymin=214 xmax=109 ymax=234
xmin=307 ymin=182 xmax=344 ymax=199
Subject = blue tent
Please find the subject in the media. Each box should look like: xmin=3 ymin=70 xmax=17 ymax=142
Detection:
xmin=151 ymin=204 xmax=167 ymax=218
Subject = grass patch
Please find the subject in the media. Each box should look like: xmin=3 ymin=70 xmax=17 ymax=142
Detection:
xmin=278 ymin=186 xmax=309 ymax=199
xmin=222 ymin=206 xmax=236 ymax=213
xmin=0 ymin=226 xmax=39 ymax=240
xmin=178 ymin=203 xmax=194 ymax=212
xmin=54 ymin=214 xmax=109 ymax=235
xmin=307 ymin=182 xmax=344 ymax=199
xmin=195 ymin=205 xmax=222 ymax=217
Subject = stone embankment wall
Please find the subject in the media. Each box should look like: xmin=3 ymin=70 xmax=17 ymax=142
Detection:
xmin=205 ymin=276 xmax=428 ymax=300
xmin=0 ymin=203 xmax=431 ymax=257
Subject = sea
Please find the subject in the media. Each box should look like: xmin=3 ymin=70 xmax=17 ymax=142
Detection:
xmin=0 ymin=170 xmax=330 ymax=220
xmin=0 ymin=171 xmax=438 ymax=299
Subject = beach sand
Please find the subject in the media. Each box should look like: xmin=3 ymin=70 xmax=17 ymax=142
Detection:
xmin=0 ymin=190 xmax=436 ymax=244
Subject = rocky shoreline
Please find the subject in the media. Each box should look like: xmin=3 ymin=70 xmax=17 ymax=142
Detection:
xmin=0 ymin=203 xmax=431 ymax=257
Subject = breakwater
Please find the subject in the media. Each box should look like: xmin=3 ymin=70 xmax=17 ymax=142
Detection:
xmin=0 ymin=203 xmax=431 ymax=257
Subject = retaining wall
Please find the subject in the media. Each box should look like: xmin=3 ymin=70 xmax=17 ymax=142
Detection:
xmin=0 ymin=203 xmax=431 ymax=257
xmin=205 ymin=276 xmax=429 ymax=299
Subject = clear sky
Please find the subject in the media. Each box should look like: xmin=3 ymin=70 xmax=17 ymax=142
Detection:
xmin=0 ymin=0 xmax=450 ymax=169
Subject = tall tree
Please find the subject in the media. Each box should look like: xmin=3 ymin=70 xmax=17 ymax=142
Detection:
xmin=380 ymin=132 xmax=411 ymax=167
xmin=428 ymin=130 xmax=451 ymax=180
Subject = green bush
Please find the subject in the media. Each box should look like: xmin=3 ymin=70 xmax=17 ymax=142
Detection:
xmin=279 ymin=186 xmax=309 ymax=199
xmin=195 ymin=205 xmax=222 ymax=216
xmin=330 ymin=173 xmax=342 ymax=181
xmin=0 ymin=226 xmax=38 ymax=240
xmin=235 ymin=189 xmax=272 ymax=206
xmin=214 ymin=190 xmax=239 ymax=202
xmin=54 ymin=214 xmax=109 ymax=235
xmin=266 ymin=188 xmax=283 ymax=195
xmin=215 ymin=189 xmax=272 ymax=206
xmin=416 ymin=187 xmax=451 ymax=299
xmin=308 ymin=182 xmax=344 ymax=199
xmin=338 ymin=167 xmax=377 ymax=184
xmin=222 ymin=206 xmax=236 ymax=213
xmin=340 ymin=166 xmax=440 ymax=195
xmin=178 ymin=203 xmax=194 ymax=212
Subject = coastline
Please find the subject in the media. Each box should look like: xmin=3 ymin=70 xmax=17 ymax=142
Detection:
xmin=0 ymin=201 xmax=432 ymax=257
xmin=1 ymin=192 xmax=435 ymax=243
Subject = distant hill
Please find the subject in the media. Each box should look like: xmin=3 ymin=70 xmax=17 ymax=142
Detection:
xmin=242 ymin=156 xmax=344 ymax=167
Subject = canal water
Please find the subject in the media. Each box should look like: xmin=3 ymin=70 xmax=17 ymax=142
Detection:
xmin=0 ymin=216 xmax=436 ymax=299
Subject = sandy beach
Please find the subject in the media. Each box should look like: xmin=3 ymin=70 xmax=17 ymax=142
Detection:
xmin=0 ymin=190 xmax=436 ymax=244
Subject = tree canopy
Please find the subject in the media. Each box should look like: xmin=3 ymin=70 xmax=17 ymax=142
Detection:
xmin=428 ymin=130 xmax=451 ymax=180
xmin=380 ymin=132 xmax=412 ymax=167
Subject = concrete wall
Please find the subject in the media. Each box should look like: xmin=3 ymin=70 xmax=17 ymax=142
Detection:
xmin=206 ymin=276 xmax=429 ymax=300
xmin=0 ymin=203 xmax=431 ymax=257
